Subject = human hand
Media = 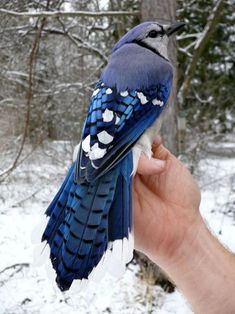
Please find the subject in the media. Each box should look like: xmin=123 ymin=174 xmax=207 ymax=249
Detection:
xmin=133 ymin=138 xmax=201 ymax=265
xmin=133 ymin=139 xmax=235 ymax=314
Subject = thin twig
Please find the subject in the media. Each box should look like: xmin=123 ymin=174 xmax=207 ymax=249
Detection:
xmin=10 ymin=187 xmax=44 ymax=208
xmin=0 ymin=263 xmax=30 ymax=276
xmin=0 ymin=263 xmax=30 ymax=286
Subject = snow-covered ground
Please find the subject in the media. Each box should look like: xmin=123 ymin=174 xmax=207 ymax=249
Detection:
xmin=0 ymin=139 xmax=234 ymax=314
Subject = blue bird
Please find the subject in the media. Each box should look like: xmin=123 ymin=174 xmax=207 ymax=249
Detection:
xmin=42 ymin=21 xmax=185 ymax=291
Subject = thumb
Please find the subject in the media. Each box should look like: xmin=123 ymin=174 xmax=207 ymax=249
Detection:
xmin=137 ymin=153 xmax=166 ymax=176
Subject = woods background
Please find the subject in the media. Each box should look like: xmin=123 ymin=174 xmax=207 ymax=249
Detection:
xmin=0 ymin=1 xmax=234 ymax=313
xmin=0 ymin=0 xmax=234 ymax=177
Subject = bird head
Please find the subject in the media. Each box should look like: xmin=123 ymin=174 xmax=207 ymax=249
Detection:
xmin=113 ymin=21 xmax=185 ymax=61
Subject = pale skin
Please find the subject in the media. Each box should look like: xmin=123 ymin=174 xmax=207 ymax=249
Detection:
xmin=133 ymin=138 xmax=235 ymax=314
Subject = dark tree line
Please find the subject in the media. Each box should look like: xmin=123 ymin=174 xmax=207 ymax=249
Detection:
xmin=178 ymin=0 xmax=235 ymax=133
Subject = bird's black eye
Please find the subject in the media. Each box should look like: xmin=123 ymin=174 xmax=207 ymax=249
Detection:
xmin=147 ymin=30 xmax=159 ymax=38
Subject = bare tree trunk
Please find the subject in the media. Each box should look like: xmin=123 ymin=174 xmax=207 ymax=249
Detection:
xmin=135 ymin=0 xmax=178 ymax=291
xmin=141 ymin=0 xmax=178 ymax=153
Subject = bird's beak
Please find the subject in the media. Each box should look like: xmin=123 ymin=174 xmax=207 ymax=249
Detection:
xmin=166 ymin=22 xmax=185 ymax=36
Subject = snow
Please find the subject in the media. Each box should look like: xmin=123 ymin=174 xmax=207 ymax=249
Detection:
xmin=208 ymin=142 xmax=235 ymax=149
xmin=198 ymin=156 xmax=235 ymax=253
xmin=0 ymin=139 xmax=235 ymax=314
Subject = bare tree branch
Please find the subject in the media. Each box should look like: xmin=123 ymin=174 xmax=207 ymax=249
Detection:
xmin=177 ymin=33 xmax=202 ymax=41
xmin=0 ymin=263 xmax=30 ymax=276
xmin=0 ymin=263 xmax=30 ymax=286
xmin=178 ymin=0 xmax=224 ymax=106
xmin=43 ymin=23 xmax=108 ymax=62
xmin=0 ymin=24 xmax=31 ymax=34
xmin=0 ymin=8 xmax=140 ymax=18
xmin=0 ymin=18 xmax=46 ymax=181
xmin=10 ymin=187 xmax=44 ymax=207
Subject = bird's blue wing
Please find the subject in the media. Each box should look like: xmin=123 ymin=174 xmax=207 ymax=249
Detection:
xmin=75 ymin=79 xmax=172 ymax=182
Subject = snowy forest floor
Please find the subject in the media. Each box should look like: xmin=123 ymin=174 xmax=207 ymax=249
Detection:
xmin=0 ymin=135 xmax=235 ymax=314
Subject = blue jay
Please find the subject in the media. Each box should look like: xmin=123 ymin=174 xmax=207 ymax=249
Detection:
xmin=42 ymin=21 xmax=185 ymax=291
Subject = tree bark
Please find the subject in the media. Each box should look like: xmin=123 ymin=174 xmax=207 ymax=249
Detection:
xmin=136 ymin=0 xmax=178 ymax=290
xmin=141 ymin=0 xmax=178 ymax=153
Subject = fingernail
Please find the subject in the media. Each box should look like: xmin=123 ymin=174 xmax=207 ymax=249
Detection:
xmin=153 ymin=135 xmax=162 ymax=145
xmin=153 ymin=159 xmax=165 ymax=169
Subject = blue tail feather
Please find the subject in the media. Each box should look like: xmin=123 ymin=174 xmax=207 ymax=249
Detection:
xmin=108 ymin=155 xmax=132 ymax=241
xmin=42 ymin=164 xmax=75 ymax=244
xmin=42 ymin=152 xmax=133 ymax=291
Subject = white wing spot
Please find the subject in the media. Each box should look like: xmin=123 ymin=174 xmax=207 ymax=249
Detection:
xmin=102 ymin=109 xmax=114 ymax=122
xmin=115 ymin=115 xmax=120 ymax=125
xmin=89 ymin=143 xmax=107 ymax=160
xmin=120 ymin=91 xmax=128 ymax=97
xmin=82 ymin=135 xmax=90 ymax=153
xmin=137 ymin=92 xmax=148 ymax=105
xmin=152 ymin=98 xmax=164 ymax=107
xmin=97 ymin=130 xmax=113 ymax=145
xmin=92 ymin=89 xmax=100 ymax=97
xmin=106 ymin=88 xmax=113 ymax=95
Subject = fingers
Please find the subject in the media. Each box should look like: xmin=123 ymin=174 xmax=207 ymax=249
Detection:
xmin=136 ymin=136 xmax=171 ymax=175
xmin=153 ymin=135 xmax=162 ymax=146
xmin=152 ymin=141 xmax=170 ymax=160
xmin=137 ymin=153 xmax=166 ymax=175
